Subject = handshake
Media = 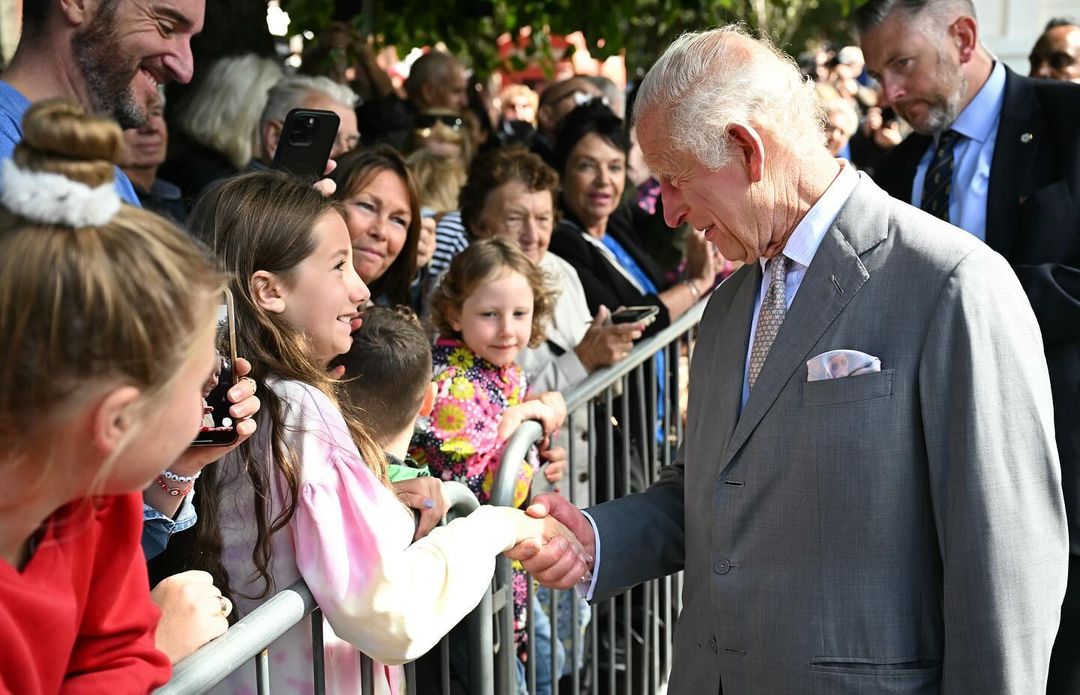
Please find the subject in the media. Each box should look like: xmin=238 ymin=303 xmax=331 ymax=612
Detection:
xmin=505 ymin=494 xmax=596 ymax=591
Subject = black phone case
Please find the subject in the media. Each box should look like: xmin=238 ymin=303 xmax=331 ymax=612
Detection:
xmin=192 ymin=290 xmax=239 ymax=447
xmin=271 ymin=108 xmax=340 ymax=181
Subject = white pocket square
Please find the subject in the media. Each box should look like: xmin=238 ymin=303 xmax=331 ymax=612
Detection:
xmin=806 ymin=349 xmax=881 ymax=381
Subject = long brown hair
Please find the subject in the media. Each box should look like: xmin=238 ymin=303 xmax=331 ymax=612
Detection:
xmin=0 ymin=100 xmax=219 ymax=493
xmin=189 ymin=171 xmax=387 ymax=601
xmin=330 ymin=146 xmax=421 ymax=306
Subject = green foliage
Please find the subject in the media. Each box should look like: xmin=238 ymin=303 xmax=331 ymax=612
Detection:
xmin=279 ymin=0 xmax=857 ymax=77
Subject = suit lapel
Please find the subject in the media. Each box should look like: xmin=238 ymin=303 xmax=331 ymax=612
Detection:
xmin=986 ymin=68 xmax=1044 ymax=255
xmin=716 ymin=179 xmax=886 ymax=475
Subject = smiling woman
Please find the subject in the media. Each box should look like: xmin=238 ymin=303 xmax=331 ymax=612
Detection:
xmin=331 ymin=146 xmax=422 ymax=306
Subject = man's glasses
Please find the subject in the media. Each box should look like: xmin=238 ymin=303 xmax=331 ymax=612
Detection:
xmin=415 ymin=113 xmax=464 ymax=130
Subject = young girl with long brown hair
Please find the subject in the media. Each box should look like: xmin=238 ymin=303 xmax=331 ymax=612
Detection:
xmin=188 ymin=171 xmax=579 ymax=694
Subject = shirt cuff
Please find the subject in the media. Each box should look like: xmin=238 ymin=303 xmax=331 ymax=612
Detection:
xmin=577 ymin=510 xmax=601 ymax=602
xmin=140 ymin=493 xmax=197 ymax=560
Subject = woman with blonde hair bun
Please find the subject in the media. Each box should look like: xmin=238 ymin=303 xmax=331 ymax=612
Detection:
xmin=0 ymin=100 xmax=235 ymax=690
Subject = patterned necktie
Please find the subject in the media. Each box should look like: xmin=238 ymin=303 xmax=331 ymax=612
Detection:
xmin=920 ymin=130 xmax=961 ymax=222
xmin=748 ymin=254 xmax=788 ymax=390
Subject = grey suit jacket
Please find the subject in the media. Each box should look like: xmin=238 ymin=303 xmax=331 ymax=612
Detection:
xmin=587 ymin=176 xmax=1068 ymax=694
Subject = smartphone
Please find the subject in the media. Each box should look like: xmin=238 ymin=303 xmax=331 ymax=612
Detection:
xmin=610 ymin=305 xmax=660 ymax=326
xmin=271 ymin=108 xmax=340 ymax=181
xmin=192 ymin=288 xmax=239 ymax=447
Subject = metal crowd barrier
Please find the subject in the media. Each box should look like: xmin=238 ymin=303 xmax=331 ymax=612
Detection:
xmin=157 ymin=298 xmax=708 ymax=694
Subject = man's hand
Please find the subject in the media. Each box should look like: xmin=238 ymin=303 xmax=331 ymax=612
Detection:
xmin=575 ymin=306 xmax=643 ymax=371
xmin=394 ymin=477 xmax=449 ymax=541
xmin=506 ymin=493 xmax=595 ymax=590
xmin=151 ymin=570 xmax=232 ymax=664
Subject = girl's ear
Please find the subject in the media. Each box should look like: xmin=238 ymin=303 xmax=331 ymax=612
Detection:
xmin=447 ymin=307 xmax=462 ymax=332
xmin=251 ymin=271 xmax=287 ymax=314
xmin=91 ymin=386 xmax=142 ymax=456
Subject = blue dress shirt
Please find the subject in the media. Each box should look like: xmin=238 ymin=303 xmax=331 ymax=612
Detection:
xmin=910 ymin=61 xmax=1007 ymax=242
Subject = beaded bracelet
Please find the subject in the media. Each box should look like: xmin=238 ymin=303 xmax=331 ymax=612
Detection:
xmin=162 ymin=469 xmax=201 ymax=484
xmin=155 ymin=475 xmax=194 ymax=497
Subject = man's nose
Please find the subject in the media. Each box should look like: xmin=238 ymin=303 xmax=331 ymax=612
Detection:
xmin=879 ymin=78 xmax=904 ymax=107
xmin=660 ymin=180 xmax=684 ymax=228
xmin=163 ymin=42 xmax=195 ymax=85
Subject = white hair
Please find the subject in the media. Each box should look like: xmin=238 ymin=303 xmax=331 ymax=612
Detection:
xmin=633 ymin=25 xmax=824 ymax=170
xmin=260 ymin=75 xmax=360 ymax=128
xmin=174 ymin=54 xmax=284 ymax=169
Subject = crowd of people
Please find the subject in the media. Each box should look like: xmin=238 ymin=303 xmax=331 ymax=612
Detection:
xmin=0 ymin=0 xmax=1078 ymax=694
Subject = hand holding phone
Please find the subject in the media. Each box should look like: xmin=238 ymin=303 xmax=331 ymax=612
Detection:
xmin=610 ymin=305 xmax=659 ymax=327
xmin=192 ymin=289 xmax=239 ymax=446
xmin=272 ymin=108 xmax=340 ymax=182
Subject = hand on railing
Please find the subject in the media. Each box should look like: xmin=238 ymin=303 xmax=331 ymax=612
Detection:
xmin=151 ymin=570 xmax=233 ymax=664
xmin=393 ymin=476 xmax=449 ymax=541
xmin=497 ymin=391 xmax=566 ymax=442
xmin=505 ymin=493 xmax=595 ymax=591
xmin=537 ymin=441 xmax=567 ymax=494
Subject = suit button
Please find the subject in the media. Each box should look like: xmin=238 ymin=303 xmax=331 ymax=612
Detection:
xmin=707 ymin=637 xmax=718 ymax=654
xmin=713 ymin=558 xmax=731 ymax=575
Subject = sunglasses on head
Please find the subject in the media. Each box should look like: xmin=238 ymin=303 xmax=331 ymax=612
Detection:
xmin=415 ymin=114 xmax=464 ymax=130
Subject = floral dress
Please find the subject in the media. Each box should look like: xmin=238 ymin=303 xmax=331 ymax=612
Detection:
xmin=410 ymin=338 xmax=537 ymax=648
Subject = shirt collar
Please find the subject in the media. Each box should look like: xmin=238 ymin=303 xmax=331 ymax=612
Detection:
xmin=759 ymin=160 xmax=860 ymax=273
xmin=947 ymin=60 xmax=1006 ymax=144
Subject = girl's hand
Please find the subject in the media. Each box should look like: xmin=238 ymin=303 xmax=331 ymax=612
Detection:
xmin=394 ymin=477 xmax=449 ymax=541
xmin=170 ymin=357 xmax=260 ymax=477
xmin=539 ymin=445 xmax=567 ymax=486
xmin=504 ymin=507 xmax=584 ymax=555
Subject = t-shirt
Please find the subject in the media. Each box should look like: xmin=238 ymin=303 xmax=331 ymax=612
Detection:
xmin=0 ymin=493 xmax=171 ymax=694
xmin=0 ymin=80 xmax=140 ymax=205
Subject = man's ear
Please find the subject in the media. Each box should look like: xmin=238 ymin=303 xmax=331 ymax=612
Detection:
xmin=91 ymin=386 xmax=142 ymax=457
xmin=727 ymin=122 xmax=766 ymax=183
xmin=950 ymin=15 xmax=979 ymax=64
xmin=419 ymin=382 xmax=437 ymax=417
xmin=251 ymin=270 xmax=287 ymax=314
xmin=263 ymin=120 xmax=283 ymax=163
xmin=58 ymin=0 xmax=90 ymax=26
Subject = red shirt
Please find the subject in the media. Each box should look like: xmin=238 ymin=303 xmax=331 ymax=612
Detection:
xmin=0 ymin=493 xmax=171 ymax=693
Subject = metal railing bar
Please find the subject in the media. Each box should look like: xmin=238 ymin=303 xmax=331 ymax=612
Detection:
xmin=565 ymin=301 xmax=707 ymax=413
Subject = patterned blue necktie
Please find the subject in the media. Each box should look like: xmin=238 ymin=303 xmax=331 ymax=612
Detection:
xmin=920 ymin=130 xmax=961 ymax=222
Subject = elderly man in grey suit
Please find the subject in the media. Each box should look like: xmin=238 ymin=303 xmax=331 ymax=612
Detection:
xmin=507 ymin=24 xmax=1069 ymax=694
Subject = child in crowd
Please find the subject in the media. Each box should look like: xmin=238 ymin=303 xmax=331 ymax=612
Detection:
xmin=335 ymin=305 xmax=446 ymax=540
xmin=0 ymin=101 xmax=226 ymax=691
xmin=187 ymin=172 xmax=579 ymax=695
xmin=410 ymin=237 xmax=567 ymax=691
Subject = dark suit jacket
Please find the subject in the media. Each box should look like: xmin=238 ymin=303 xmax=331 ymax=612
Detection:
xmin=873 ymin=67 xmax=1080 ymax=553
xmin=548 ymin=207 xmax=673 ymax=340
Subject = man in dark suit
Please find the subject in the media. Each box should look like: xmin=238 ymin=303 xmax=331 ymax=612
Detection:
xmin=855 ymin=1 xmax=1080 ymax=692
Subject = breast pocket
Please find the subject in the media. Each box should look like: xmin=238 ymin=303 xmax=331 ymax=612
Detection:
xmin=799 ymin=369 xmax=895 ymax=407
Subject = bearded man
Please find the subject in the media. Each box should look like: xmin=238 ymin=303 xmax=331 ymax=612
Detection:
xmin=855 ymin=2 xmax=1080 ymax=692
xmin=0 ymin=0 xmax=205 ymax=203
